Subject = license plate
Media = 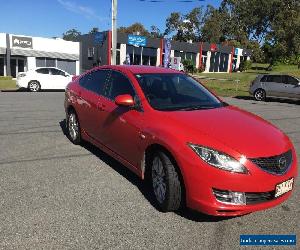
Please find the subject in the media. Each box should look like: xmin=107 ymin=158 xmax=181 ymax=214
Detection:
xmin=275 ymin=178 xmax=294 ymax=198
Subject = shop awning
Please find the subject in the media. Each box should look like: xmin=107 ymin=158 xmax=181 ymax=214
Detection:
xmin=10 ymin=48 xmax=79 ymax=60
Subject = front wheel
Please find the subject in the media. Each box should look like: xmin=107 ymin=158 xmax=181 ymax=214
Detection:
xmin=150 ymin=151 xmax=182 ymax=212
xmin=67 ymin=110 xmax=81 ymax=145
xmin=28 ymin=81 xmax=41 ymax=92
xmin=254 ymin=89 xmax=266 ymax=101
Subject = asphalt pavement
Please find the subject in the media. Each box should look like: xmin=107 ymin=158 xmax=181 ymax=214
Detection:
xmin=0 ymin=92 xmax=299 ymax=250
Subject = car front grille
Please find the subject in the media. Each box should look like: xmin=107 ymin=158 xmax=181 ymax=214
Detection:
xmin=250 ymin=150 xmax=292 ymax=175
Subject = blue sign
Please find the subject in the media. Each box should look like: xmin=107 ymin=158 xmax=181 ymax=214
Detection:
xmin=94 ymin=32 xmax=104 ymax=44
xmin=128 ymin=35 xmax=147 ymax=47
xmin=235 ymin=48 xmax=240 ymax=55
xmin=240 ymin=235 xmax=296 ymax=246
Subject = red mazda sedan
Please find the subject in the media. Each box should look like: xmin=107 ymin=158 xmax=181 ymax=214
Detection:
xmin=64 ymin=65 xmax=297 ymax=216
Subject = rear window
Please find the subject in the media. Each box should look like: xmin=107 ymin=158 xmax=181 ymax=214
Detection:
xmin=260 ymin=75 xmax=282 ymax=83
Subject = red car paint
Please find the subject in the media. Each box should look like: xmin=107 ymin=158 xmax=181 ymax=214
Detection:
xmin=65 ymin=65 xmax=297 ymax=216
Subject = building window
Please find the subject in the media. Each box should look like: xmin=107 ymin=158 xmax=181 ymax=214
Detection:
xmin=57 ymin=59 xmax=76 ymax=75
xmin=36 ymin=57 xmax=76 ymax=75
xmin=88 ymin=47 xmax=95 ymax=58
xmin=36 ymin=57 xmax=54 ymax=67
xmin=0 ymin=57 xmax=4 ymax=76
xmin=142 ymin=47 xmax=157 ymax=66
xmin=46 ymin=58 xmax=55 ymax=67
xmin=174 ymin=50 xmax=196 ymax=65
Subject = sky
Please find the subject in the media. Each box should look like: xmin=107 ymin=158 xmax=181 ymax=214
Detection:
xmin=0 ymin=0 xmax=221 ymax=38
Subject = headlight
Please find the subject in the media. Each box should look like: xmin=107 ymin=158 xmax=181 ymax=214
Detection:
xmin=18 ymin=73 xmax=26 ymax=78
xmin=188 ymin=144 xmax=248 ymax=174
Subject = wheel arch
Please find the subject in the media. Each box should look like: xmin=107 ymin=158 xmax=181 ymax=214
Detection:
xmin=66 ymin=104 xmax=76 ymax=114
xmin=143 ymin=143 xmax=187 ymax=206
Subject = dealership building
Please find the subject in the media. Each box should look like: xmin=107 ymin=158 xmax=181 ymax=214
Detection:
xmin=0 ymin=32 xmax=251 ymax=77
xmin=75 ymin=31 xmax=252 ymax=73
xmin=0 ymin=33 xmax=80 ymax=77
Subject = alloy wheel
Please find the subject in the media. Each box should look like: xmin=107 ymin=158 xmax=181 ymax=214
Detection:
xmin=152 ymin=156 xmax=167 ymax=204
xmin=29 ymin=81 xmax=40 ymax=92
xmin=68 ymin=113 xmax=79 ymax=141
xmin=254 ymin=89 xmax=266 ymax=101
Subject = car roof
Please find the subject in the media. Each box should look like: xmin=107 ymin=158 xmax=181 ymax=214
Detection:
xmin=33 ymin=67 xmax=65 ymax=71
xmin=94 ymin=65 xmax=183 ymax=74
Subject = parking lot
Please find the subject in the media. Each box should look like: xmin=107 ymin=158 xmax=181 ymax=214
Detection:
xmin=0 ymin=92 xmax=299 ymax=249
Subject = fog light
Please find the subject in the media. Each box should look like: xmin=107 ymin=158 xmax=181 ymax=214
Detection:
xmin=213 ymin=189 xmax=246 ymax=205
xmin=231 ymin=192 xmax=246 ymax=205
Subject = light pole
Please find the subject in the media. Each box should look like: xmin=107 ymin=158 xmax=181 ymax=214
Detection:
xmin=111 ymin=0 xmax=117 ymax=65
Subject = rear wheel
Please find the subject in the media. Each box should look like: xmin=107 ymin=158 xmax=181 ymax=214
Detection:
xmin=67 ymin=110 xmax=81 ymax=145
xmin=28 ymin=81 xmax=41 ymax=92
xmin=254 ymin=89 xmax=266 ymax=101
xmin=150 ymin=151 xmax=182 ymax=212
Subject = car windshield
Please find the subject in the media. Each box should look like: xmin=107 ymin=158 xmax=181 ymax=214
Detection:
xmin=135 ymin=73 xmax=224 ymax=111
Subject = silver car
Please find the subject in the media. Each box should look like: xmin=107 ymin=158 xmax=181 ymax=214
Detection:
xmin=249 ymin=74 xmax=300 ymax=101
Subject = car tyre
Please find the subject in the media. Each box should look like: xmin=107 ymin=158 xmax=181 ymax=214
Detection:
xmin=28 ymin=81 xmax=41 ymax=92
xmin=150 ymin=151 xmax=182 ymax=212
xmin=254 ymin=89 xmax=266 ymax=101
xmin=67 ymin=110 xmax=81 ymax=145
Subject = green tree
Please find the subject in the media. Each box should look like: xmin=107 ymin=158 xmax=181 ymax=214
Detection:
xmin=89 ymin=27 xmax=100 ymax=34
xmin=62 ymin=29 xmax=81 ymax=41
xmin=164 ymin=7 xmax=204 ymax=42
xmin=118 ymin=23 xmax=150 ymax=36
xmin=150 ymin=25 xmax=163 ymax=38
xmin=220 ymin=0 xmax=300 ymax=64
xmin=201 ymin=6 xmax=228 ymax=43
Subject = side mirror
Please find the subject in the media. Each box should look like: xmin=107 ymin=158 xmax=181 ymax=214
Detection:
xmin=115 ymin=94 xmax=135 ymax=107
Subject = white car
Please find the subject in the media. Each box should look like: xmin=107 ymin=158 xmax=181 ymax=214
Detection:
xmin=16 ymin=67 xmax=73 ymax=92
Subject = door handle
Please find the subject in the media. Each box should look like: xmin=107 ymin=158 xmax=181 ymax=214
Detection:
xmin=139 ymin=132 xmax=146 ymax=139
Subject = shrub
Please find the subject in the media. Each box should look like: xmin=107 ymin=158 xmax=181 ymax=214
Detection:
xmin=274 ymin=54 xmax=300 ymax=65
xmin=197 ymin=64 xmax=205 ymax=73
xmin=239 ymin=60 xmax=252 ymax=72
xmin=182 ymin=59 xmax=196 ymax=73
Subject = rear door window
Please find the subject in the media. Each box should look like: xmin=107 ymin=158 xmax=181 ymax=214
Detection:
xmin=268 ymin=75 xmax=283 ymax=83
xmin=79 ymin=70 xmax=110 ymax=96
xmin=50 ymin=68 xmax=65 ymax=76
xmin=285 ymin=76 xmax=298 ymax=85
xmin=36 ymin=68 xmax=49 ymax=74
xmin=260 ymin=75 xmax=268 ymax=82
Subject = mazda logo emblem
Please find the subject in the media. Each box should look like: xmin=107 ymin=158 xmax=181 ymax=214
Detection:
xmin=278 ymin=157 xmax=287 ymax=170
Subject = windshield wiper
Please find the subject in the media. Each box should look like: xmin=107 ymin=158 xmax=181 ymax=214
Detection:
xmin=176 ymin=106 xmax=217 ymax=111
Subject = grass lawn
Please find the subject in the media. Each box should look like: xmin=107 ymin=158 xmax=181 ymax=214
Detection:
xmin=0 ymin=79 xmax=17 ymax=90
xmin=195 ymin=64 xmax=300 ymax=97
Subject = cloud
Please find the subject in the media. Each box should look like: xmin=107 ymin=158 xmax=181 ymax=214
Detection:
xmin=57 ymin=0 xmax=106 ymax=22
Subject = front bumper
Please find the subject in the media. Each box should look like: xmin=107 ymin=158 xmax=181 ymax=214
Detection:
xmin=177 ymin=147 xmax=298 ymax=216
